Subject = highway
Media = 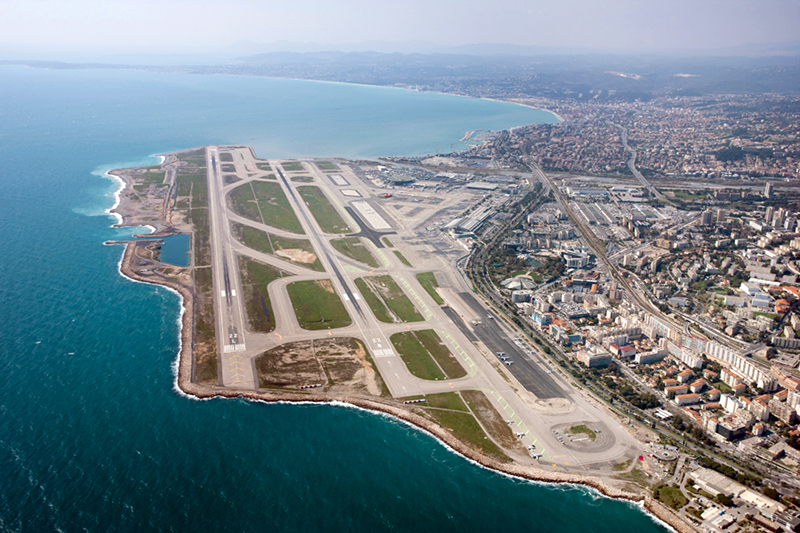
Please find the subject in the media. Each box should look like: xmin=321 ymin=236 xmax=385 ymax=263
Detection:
xmin=610 ymin=122 xmax=670 ymax=204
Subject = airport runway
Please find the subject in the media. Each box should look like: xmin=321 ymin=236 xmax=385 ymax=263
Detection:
xmin=199 ymin=149 xmax=641 ymax=469
xmin=206 ymin=147 xmax=253 ymax=388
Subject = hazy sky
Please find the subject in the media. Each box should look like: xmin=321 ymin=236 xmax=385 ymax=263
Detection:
xmin=1 ymin=0 xmax=799 ymax=58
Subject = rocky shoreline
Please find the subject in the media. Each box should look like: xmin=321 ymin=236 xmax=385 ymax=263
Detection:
xmin=109 ymin=156 xmax=693 ymax=533
xmin=113 ymin=241 xmax=692 ymax=533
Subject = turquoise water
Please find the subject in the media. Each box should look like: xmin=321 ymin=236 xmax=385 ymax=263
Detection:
xmin=158 ymin=234 xmax=191 ymax=267
xmin=0 ymin=65 xmax=667 ymax=532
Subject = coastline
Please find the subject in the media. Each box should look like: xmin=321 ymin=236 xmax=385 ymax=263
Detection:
xmin=99 ymin=240 xmax=700 ymax=532
xmin=485 ymin=96 xmax=564 ymax=124
xmin=109 ymin=170 xmax=691 ymax=533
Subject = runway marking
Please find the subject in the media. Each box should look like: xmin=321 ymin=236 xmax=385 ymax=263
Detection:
xmin=479 ymin=387 xmax=550 ymax=461
xmin=436 ymin=329 xmax=476 ymax=377
xmin=395 ymin=275 xmax=431 ymax=320
xmin=223 ymin=343 xmax=247 ymax=353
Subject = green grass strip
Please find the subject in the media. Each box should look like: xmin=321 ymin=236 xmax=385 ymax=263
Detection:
xmin=286 ymin=279 xmax=351 ymax=330
xmin=330 ymin=237 xmax=379 ymax=268
xmin=416 ymin=272 xmax=444 ymax=305
xmin=297 ymin=186 xmax=352 ymax=233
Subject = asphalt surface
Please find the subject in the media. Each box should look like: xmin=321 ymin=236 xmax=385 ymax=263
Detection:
xmin=441 ymin=306 xmax=477 ymax=342
xmin=458 ymin=292 xmax=566 ymax=400
xmin=344 ymin=205 xmax=395 ymax=248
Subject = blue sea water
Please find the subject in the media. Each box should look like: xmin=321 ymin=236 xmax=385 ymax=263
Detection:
xmin=157 ymin=234 xmax=191 ymax=267
xmin=0 ymin=65 xmax=668 ymax=532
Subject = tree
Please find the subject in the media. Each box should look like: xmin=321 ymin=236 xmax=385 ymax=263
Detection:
xmin=762 ymin=486 xmax=781 ymax=501
xmin=715 ymin=493 xmax=734 ymax=507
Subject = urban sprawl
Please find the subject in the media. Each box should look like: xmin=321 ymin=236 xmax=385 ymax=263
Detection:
xmin=381 ymin=91 xmax=800 ymax=532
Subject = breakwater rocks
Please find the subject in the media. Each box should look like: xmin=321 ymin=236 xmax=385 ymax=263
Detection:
xmin=115 ymin=212 xmax=692 ymax=533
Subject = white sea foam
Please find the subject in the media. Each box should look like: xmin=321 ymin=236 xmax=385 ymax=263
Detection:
xmin=104 ymin=170 xmax=125 ymax=225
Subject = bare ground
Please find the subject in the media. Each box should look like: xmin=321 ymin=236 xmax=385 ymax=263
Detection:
xmin=255 ymin=337 xmax=386 ymax=396
xmin=275 ymin=248 xmax=318 ymax=264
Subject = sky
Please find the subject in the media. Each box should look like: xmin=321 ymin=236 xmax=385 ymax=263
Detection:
xmin=1 ymin=0 xmax=799 ymax=60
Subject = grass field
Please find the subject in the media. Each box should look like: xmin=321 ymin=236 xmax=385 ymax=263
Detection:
xmin=423 ymin=408 xmax=510 ymax=462
xmin=286 ymin=279 xmax=351 ymax=330
xmin=227 ymin=182 xmax=261 ymax=222
xmin=330 ymin=237 xmax=379 ymax=268
xmin=219 ymin=152 xmax=234 ymax=162
xmin=354 ymin=278 xmax=392 ymax=322
xmin=238 ymin=257 xmax=285 ymax=332
xmin=297 ymin=186 xmax=351 ymax=233
xmin=461 ymin=390 xmax=523 ymax=453
xmin=132 ymin=168 xmax=166 ymax=191
xmin=252 ymin=181 xmax=304 ymax=234
xmin=188 ymin=208 xmax=211 ymax=266
xmin=422 ymin=392 xmax=469 ymax=411
xmin=655 ymin=485 xmax=688 ymax=510
xmin=193 ymin=266 xmax=217 ymax=384
xmin=227 ymin=181 xmax=304 ymax=234
xmin=233 ymin=222 xmax=324 ymax=271
xmin=316 ymin=162 xmax=338 ymax=170
xmin=568 ymin=424 xmax=596 ymax=441
xmin=177 ymin=148 xmax=206 ymax=166
xmin=173 ymin=152 xmax=210 ymax=267
xmin=390 ymin=330 xmax=465 ymax=380
xmin=382 ymin=237 xmax=394 ymax=248
xmin=291 ymin=176 xmax=314 ymax=183
xmin=393 ymin=250 xmax=412 ymax=267
xmin=416 ymin=272 xmax=444 ymax=305
xmin=256 ymin=162 xmax=272 ymax=171
xmin=223 ymin=174 xmax=241 ymax=185
xmin=354 ymin=275 xmax=423 ymax=323
xmin=281 ymin=162 xmax=304 ymax=171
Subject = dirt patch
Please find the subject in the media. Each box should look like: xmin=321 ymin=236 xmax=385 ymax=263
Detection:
xmin=255 ymin=340 xmax=326 ymax=388
xmin=275 ymin=248 xmax=318 ymax=264
xmin=316 ymin=279 xmax=335 ymax=293
xmin=255 ymin=337 xmax=387 ymax=396
xmin=532 ymin=397 xmax=573 ymax=415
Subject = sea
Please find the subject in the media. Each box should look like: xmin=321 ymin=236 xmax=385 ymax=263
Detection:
xmin=0 ymin=65 xmax=669 ymax=532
